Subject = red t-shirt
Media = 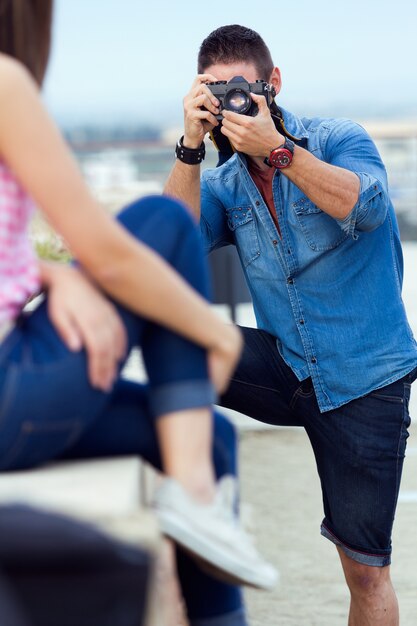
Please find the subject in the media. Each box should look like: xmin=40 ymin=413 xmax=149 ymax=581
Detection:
xmin=247 ymin=159 xmax=281 ymax=235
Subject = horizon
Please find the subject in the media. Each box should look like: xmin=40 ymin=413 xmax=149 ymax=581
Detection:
xmin=43 ymin=0 xmax=417 ymax=129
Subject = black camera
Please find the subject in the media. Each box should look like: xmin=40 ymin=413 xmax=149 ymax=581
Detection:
xmin=206 ymin=75 xmax=276 ymax=120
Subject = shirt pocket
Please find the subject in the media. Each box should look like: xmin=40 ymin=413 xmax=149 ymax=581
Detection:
xmin=225 ymin=206 xmax=260 ymax=267
xmin=292 ymin=196 xmax=348 ymax=251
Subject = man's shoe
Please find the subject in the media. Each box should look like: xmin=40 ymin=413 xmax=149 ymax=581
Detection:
xmin=153 ymin=475 xmax=279 ymax=590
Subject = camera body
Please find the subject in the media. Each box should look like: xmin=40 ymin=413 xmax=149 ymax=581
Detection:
xmin=207 ymin=75 xmax=276 ymax=120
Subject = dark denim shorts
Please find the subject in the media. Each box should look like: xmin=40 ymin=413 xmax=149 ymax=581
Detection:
xmin=221 ymin=326 xmax=417 ymax=567
xmin=318 ymin=369 xmax=415 ymax=566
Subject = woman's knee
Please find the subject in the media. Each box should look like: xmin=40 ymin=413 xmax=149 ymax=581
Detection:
xmin=117 ymin=194 xmax=197 ymax=238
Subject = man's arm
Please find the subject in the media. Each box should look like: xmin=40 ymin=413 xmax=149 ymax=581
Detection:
xmin=164 ymin=159 xmax=201 ymax=220
xmin=281 ymin=146 xmax=359 ymax=221
xmin=221 ymin=93 xmax=359 ymax=221
xmin=164 ymin=74 xmax=221 ymax=219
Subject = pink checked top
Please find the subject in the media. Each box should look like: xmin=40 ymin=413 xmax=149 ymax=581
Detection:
xmin=0 ymin=161 xmax=40 ymax=326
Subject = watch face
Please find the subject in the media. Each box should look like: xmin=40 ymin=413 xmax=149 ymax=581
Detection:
xmin=269 ymin=147 xmax=293 ymax=169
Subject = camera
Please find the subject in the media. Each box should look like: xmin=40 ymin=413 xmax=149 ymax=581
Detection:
xmin=206 ymin=75 xmax=276 ymax=120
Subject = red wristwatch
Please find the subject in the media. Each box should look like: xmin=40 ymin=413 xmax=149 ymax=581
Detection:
xmin=265 ymin=138 xmax=295 ymax=169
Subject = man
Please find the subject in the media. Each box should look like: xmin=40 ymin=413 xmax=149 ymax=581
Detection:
xmin=164 ymin=24 xmax=417 ymax=626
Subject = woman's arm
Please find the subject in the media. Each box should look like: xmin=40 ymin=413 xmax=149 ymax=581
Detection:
xmin=0 ymin=56 xmax=241 ymax=390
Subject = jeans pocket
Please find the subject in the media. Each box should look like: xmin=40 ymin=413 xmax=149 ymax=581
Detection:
xmin=0 ymin=418 xmax=83 ymax=471
xmin=368 ymin=378 xmax=407 ymax=404
xmin=368 ymin=391 xmax=405 ymax=404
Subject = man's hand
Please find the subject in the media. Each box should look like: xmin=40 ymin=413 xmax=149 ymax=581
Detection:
xmin=42 ymin=263 xmax=127 ymax=392
xmin=183 ymin=74 xmax=220 ymax=148
xmin=221 ymin=92 xmax=284 ymax=157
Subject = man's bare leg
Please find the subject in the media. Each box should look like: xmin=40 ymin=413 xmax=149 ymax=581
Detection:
xmin=337 ymin=546 xmax=399 ymax=626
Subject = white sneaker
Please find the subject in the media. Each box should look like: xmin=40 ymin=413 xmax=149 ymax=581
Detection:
xmin=152 ymin=475 xmax=279 ymax=590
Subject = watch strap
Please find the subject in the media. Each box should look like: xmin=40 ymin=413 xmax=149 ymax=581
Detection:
xmin=175 ymin=136 xmax=205 ymax=165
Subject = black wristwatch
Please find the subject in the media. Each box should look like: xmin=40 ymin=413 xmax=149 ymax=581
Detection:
xmin=175 ymin=136 xmax=205 ymax=165
xmin=264 ymin=138 xmax=295 ymax=169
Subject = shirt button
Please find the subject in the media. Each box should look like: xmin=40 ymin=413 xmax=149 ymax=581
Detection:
xmin=255 ymin=200 xmax=260 ymax=206
xmin=287 ymin=277 xmax=294 ymax=284
xmin=272 ymin=239 xmax=278 ymax=245
xmin=311 ymin=357 xmax=317 ymax=364
xmin=299 ymin=319 xmax=305 ymax=325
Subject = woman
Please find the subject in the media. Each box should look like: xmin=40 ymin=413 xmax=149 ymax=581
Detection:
xmin=0 ymin=2 xmax=276 ymax=626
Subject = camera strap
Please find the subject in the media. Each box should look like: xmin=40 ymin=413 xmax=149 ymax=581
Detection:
xmin=270 ymin=102 xmax=303 ymax=143
xmin=208 ymin=127 xmax=236 ymax=156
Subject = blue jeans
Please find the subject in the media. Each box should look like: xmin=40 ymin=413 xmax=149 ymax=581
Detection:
xmin=0 ymin=196 xmax=243 ymax=624
xmin=221 ymin=326 xmax=417 ymax=567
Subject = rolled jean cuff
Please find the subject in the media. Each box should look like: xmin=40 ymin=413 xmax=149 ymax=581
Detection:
xmin=190 ymin=608 xmax=248 ymax=626
xmin=150 ymin=379 xmax=217 ymax=417
xmin=321 ymin=523 xmax=391 ymax=567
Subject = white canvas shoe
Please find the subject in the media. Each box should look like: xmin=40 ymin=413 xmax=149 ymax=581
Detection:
xmin=153 ymin=475 xmax=279 ymax=590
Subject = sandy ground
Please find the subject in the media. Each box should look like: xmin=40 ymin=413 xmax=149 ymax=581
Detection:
xmin=236 ymin=423 xmax=417 ymax=626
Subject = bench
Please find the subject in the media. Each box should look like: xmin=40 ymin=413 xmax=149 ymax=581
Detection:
xmin=0 ymin=456 xmax=183 ymax=626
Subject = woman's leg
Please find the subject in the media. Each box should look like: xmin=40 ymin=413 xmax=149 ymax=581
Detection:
xmin=113 ymin=199 xmax=276 ymax=596
xmin=62 ymin=381 xmax=245 ymax=625
xmin=0 ymin=195 xmax=274 ymax=608
xmin=116 ymin=196 xmax=217 ymax=499
xmin=0 ymin=195 xmax=215 ymax=473
xmin=0 ymin=195 xmax=250 ymax=622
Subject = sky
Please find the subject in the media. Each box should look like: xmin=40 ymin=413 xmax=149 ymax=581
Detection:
xmin=43 ymin=0 xmax=417 ymax=129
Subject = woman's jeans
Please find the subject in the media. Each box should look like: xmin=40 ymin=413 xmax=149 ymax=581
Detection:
xmin=0 ymin=196 xmax=243 ymax=622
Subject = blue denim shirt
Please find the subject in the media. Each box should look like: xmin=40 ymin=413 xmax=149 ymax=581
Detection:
xmin=200 ymin=107 xmax=417 ymax=412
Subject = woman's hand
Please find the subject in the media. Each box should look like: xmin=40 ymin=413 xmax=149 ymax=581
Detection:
xmin=40 ymin=262 xmax=127 ymax=391
xmin=208 ymin=324 xmax=243 ymax=395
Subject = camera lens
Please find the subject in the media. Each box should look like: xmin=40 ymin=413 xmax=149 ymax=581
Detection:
xmin=224 ymin=89 xmax=251 ymax=114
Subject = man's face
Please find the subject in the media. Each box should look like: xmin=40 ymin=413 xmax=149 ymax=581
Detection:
xmin=203 ymin=61 xmax=261 ymax=84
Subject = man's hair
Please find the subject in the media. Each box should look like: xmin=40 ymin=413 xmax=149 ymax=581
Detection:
xmin=0 ymin=0 xmax=54 ymax=86
xmin=197 ymin=24 xmax=274 ymax=80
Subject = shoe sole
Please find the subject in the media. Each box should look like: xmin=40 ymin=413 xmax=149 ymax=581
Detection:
xmin=157 ymin=509 xmax=278 ymax=590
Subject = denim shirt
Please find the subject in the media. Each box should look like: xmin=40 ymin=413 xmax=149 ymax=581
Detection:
xmin=200 ymin=107 xmax=417 ymax=412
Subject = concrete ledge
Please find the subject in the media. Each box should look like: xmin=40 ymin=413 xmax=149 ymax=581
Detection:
xmin=0 ymin=456 xmax=144 ymax=518
xmin=0 ymin=457 xmax=168 ymax=626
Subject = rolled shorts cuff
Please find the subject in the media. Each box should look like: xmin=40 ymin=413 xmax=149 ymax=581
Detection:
xmin=320 ymin=522 xmax=391 ymax=567
xmin=150 ymin=379 xmax=217 ymax=417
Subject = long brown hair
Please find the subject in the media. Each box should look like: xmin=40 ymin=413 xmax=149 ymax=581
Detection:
xmin=0 ymin=0 xmax=54 ymax=85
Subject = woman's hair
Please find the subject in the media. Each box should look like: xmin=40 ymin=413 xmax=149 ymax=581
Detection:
xmin=197 ymin=24 xmax=274 ymax=80
xmin=0 ymin=0 xmax=54 ymax=85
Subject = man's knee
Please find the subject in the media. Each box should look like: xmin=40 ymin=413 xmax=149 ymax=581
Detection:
xmin=339 ymin=550 xmax=391 ymax=597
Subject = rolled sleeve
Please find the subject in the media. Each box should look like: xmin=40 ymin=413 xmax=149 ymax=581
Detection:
xmin=325 ymin=120 xmax=390 ymax=237
xmin=335 ymin=174 xmax=389 ymax=237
